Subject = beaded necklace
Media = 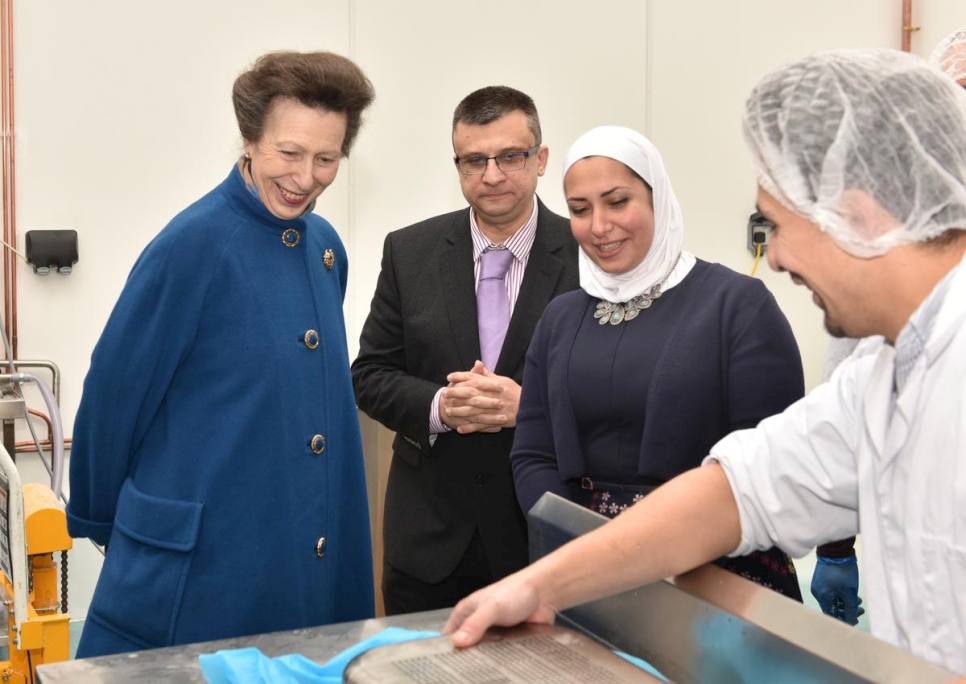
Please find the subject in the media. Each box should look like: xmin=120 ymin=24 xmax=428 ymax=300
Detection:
xmin=593 ymin=253 xmax=682 ymax=326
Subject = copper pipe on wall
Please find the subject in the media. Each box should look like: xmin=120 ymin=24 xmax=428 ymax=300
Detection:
xmin=27 ymin=407 xmax=52 ymax=442
xmin=15 ymin=438 xmax=72 ymax=454
xmin=0 ymin=0 xmax=16 ymax=361
xmin=901 ymin=0 xmax=921 ymax=52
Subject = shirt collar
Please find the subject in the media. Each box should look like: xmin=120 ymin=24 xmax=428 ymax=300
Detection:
xmin=894 ymin=263 xmax=959 ymax=392
xmin=470 ymin=196 xmax=539 ymax=262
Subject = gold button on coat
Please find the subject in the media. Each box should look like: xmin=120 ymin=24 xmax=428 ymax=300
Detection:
xmin=304 ymin=330 xmax=320 ymax=349
xmin=310 ymin=434 xmax=326 ymax=454
xmin=316 ymin=537 xmax=327 ymax=558
xmin=323 ymin=248 xmax=335 ymax=270
xmin=281 ymin=228 xmax=301 ymax=247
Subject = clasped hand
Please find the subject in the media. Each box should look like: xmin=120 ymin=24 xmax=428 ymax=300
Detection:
xmin=439 ymin=360 xmax=521 ymax=434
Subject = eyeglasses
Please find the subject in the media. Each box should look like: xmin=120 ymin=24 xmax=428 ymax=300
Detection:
xmin=454 ymin=145 xmax=540 ymax=175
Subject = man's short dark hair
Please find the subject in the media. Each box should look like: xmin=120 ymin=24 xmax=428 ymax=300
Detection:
xmin=452 ymin=86 xmax=541 ymax=145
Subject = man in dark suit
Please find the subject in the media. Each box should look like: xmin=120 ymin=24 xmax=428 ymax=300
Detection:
xmin=352 ymin=86 xmax=580 ymax=615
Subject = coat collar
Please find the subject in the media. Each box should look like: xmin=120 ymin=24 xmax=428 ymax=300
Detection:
xmin=223 ymin=163 xmax=312 ymax=234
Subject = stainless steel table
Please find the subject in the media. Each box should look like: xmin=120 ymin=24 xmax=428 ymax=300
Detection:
xmin=36 ymin=494 xmax=963 ymax=683
xmin=35 ymin=609 xmax=451 ymax=683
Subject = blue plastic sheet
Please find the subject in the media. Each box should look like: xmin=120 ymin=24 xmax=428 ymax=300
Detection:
xmin=616 ymin=650 xmax=670 ymax=682
xmin=199 ymin=626 xmax=669 ymax=683
xmin=199 ymin=627 xmax=439 ymax=684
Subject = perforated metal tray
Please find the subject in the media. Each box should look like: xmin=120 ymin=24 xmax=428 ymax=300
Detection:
xmin=343 ymin=622 xmax=665 ymax=683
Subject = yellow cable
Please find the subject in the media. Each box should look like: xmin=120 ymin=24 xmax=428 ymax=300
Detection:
xmin=0 ymin=237 xmax=27 ymax=263
xmin=750 ymin=243 xmax=762 ymax=277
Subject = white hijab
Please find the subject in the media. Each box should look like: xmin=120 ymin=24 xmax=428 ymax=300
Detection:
xmin=563 ymin=125 xmax=693 ymax=303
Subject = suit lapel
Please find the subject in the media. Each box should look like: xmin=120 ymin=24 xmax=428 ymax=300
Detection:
xmin=439 ymin=210 xmax=481 ymax=370
xmin=496 ymin=201 xmax=567 ymax=377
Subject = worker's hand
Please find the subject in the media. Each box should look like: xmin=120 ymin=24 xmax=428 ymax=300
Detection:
xmin=811 ymin=555 xmax=864 ymax=625
xmin=443 ymin=571 xmax=556 ymax=647
xmin=440 ymin=361 xmax=521 ymax=434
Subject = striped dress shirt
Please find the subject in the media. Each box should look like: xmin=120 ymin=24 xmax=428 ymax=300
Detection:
xmin=429 ymin=197 xmax=541 ymax=435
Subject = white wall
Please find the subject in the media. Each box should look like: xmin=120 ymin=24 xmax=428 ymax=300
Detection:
xmin=6 ymin=0 xmax=966 ymax=624
xmin=648 ymin=1 xmax=903 ymax=391
xmin=345 ymin=0 xmax=649 ymax=346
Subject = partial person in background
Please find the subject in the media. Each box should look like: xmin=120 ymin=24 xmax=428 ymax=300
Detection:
xmin=352 ymin=86 xmax=579 ymax=615
xmin=511 ymin=125 xmax=804 ymax=600
xmin=810 ymin=24 xmax=966 ymax=626
xmin=67 ymin=51 xmax=376 ymax=657
xmin=811 ymin=334 xmax=864 ymax=625
xmin=445 ymin=49 xmax=966 ymax=675
xmin=930 ymin=26 xmax=966 ymax=86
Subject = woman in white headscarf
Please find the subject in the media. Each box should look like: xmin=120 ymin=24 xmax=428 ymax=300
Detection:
xmin=510 ymin=125 xmax=805 ymax=598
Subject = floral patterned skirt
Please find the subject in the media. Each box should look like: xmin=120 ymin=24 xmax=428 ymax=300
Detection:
xmin=579 ymin=488 xmax=803 ymax=602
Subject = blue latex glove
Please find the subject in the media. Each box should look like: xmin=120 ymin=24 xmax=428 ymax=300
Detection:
xmin=811 ymin=555 xmax=865 ymax=625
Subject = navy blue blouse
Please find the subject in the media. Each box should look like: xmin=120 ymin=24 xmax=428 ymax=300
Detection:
xmin=512 ymin=259 xmax=805 ymax=514
xmin=569 ymin=274 xmax=691 ymax=484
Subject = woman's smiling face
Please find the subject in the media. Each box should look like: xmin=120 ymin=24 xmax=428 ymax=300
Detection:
xmin=244 ymin=97 xmax=347 ymax=220
xmin=565 ymin=156 xmax=655 ymax=274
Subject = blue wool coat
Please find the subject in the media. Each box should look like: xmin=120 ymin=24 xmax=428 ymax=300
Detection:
xmin=67 ymin=166 xmax=374 ymax=657
xmin=511 ymin=259 xmax=805 ymax=514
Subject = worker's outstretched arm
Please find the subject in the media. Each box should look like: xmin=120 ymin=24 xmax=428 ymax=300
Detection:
xmin=444 ymin=463 xmax=742 ymax=646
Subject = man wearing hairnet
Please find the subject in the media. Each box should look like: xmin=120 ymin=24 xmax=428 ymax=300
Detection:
xmin=443 ymin=48 xmax=966 ymax=676
xmin=809 ymin=27 xmax=966 ymax=628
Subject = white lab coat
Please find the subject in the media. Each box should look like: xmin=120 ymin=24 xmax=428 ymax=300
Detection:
xmin=707 ymin=258 xmax=966 ymax=674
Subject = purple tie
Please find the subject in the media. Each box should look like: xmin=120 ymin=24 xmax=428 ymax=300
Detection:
xmin=477 ymin=248 xmax=514 ymax=370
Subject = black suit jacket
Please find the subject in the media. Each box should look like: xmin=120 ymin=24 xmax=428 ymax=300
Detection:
xmin=352 ymin=199 xmax=579 ymax=584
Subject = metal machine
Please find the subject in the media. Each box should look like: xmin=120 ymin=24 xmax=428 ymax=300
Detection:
xmin=31 ymin=493 xmax=966 ymax=682
xmin=0 ymin=369 xmax=71 ymax=684
xmin=530 ymin=493 xmax=960 ymax=684
xmin=0 ymin=454 xmax=72 ymax=683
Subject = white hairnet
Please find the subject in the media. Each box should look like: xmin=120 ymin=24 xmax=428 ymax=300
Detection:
xmin=743 ymin=48 xmax=966 ymax=257
xmin=929 ymin=27 xmax=966 ymax=83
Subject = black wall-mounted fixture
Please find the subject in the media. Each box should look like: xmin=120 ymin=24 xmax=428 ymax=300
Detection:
xmin=25 ymin=230 xmax=78 ymax=275
xmin=747 ymin=212 xmax=773 ymax=257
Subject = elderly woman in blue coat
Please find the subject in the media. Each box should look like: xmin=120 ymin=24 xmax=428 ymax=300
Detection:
xmin=510 ymin=125 xmax=804 ymax=598
xmin=67 ymin=51 xmax=376 ymax=657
